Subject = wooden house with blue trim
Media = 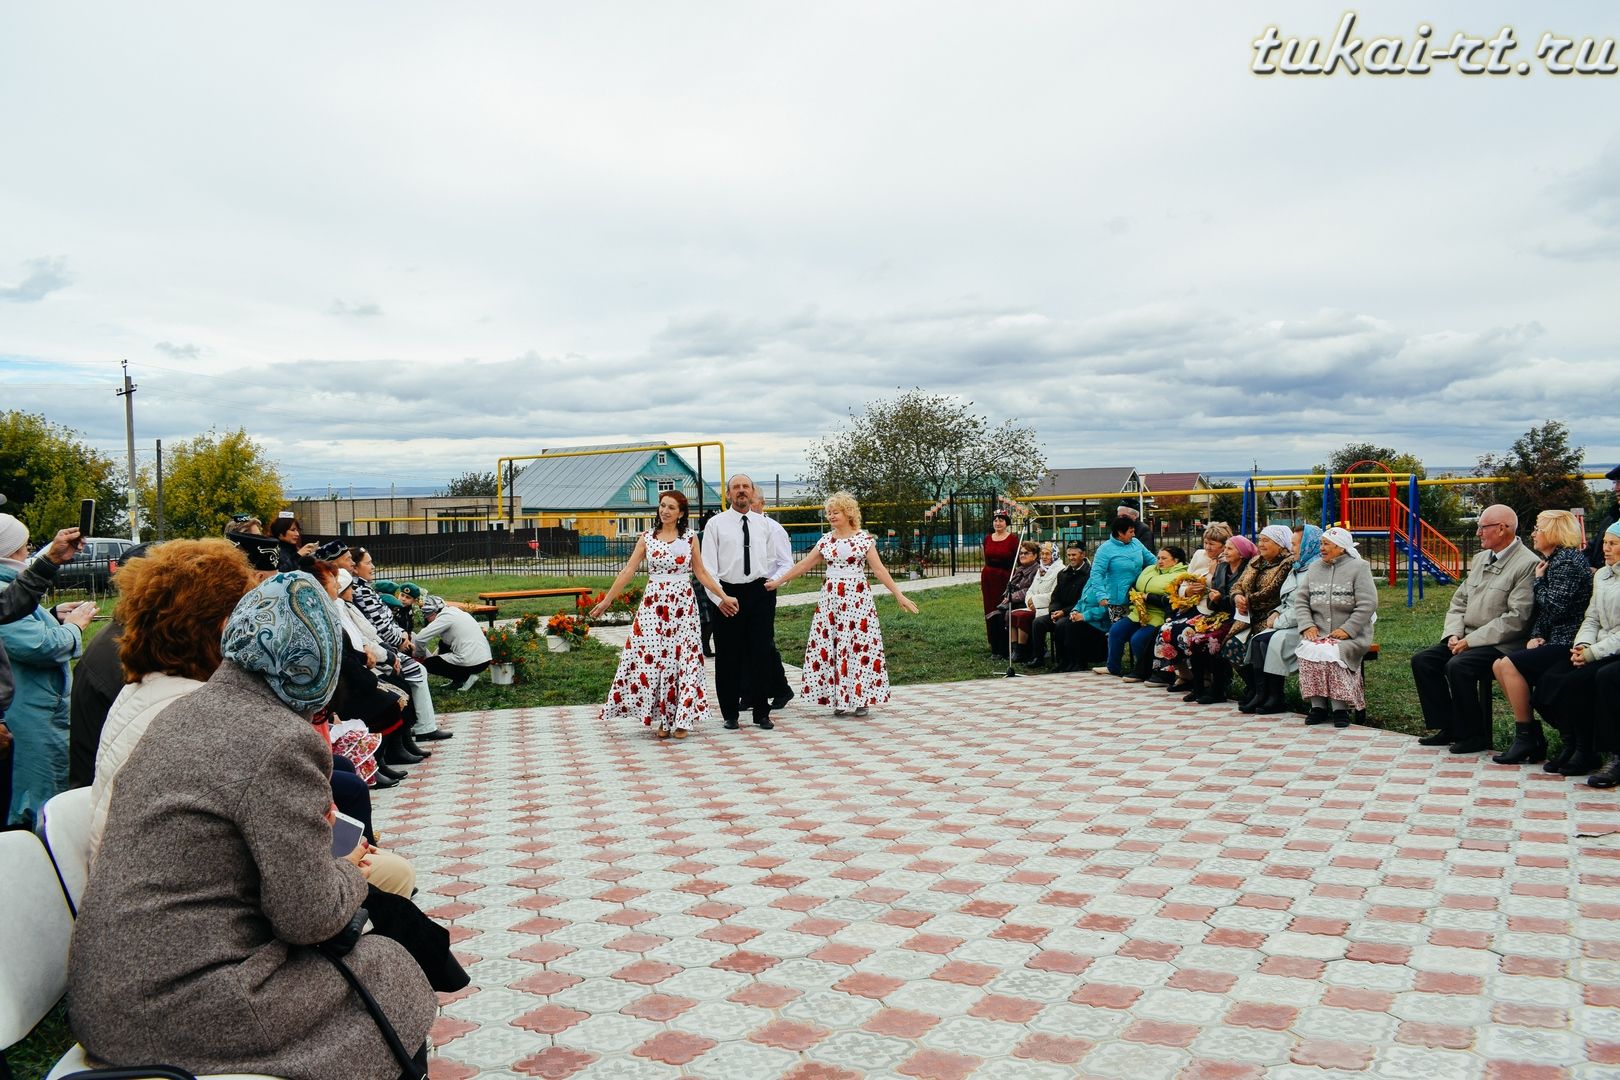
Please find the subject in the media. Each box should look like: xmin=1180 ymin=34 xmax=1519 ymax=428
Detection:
xmin=509 ymin=442 xmax=725 ymax=538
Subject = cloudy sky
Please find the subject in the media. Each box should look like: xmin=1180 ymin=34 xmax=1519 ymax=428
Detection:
xmin=3 ymin=1 xmax=1617 ymax=491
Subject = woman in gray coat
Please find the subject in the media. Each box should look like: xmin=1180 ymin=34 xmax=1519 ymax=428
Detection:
xmin=1293 ymin=526 xmax=1378 ymax=728
xmin=69 ymin=572 xmax=437 ymax=1080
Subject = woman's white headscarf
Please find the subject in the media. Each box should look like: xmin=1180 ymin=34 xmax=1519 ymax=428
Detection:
xmin=1322 ymin=526 xmax=1360 ymax=558
xmin=1260 ymin=525 xmax=1293 ymax=552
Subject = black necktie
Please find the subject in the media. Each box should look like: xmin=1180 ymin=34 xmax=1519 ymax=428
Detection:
xmin=741 ymin=516 xmax=751 ymax=576
xmin=1487 ymin=552 xmax=1497 ymax=566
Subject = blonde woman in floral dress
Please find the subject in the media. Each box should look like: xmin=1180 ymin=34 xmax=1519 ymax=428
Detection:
xmin=766 ymin=492 xmax=919 ymax=717
xmin=593 ymin=491 xmax=728 ymax=739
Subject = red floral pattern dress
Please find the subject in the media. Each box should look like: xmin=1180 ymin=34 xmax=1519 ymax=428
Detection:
xmin=803 ymin=530 xmax=891 ymax=711
xmin=601 ymin=530 xmax=709 ymax=732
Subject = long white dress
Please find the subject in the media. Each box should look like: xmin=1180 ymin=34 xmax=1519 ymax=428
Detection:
xmin=601 ymin=530 xmax=709 ymax=732
xmin=802 ymin=530 xmax=892 ymax=711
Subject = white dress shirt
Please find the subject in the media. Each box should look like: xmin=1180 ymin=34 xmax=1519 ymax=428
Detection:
xmin=760 ymin=515 xmax=794 ymax=581
xmin=701 ymin=508 xmax=769 ymax=604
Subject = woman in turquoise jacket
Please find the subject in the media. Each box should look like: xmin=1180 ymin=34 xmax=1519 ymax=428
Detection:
xmin=0 ymin=549 xmax=88 ymax=828
xmin=1087 ymin=515 xmax=1156 ymax=674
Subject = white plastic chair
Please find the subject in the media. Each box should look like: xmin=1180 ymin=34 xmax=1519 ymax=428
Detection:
xmin=39 ymin=787 xmax=95 ymax=915
xmin=0 ymin=832 xmax=281 ymax=1080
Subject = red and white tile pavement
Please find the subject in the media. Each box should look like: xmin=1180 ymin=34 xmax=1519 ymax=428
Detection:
xmin=380 ymin=672 xmax=1620 ymax=1079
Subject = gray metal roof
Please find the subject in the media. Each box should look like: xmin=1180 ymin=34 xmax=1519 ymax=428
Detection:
xmin=510 ymin=442 xmax=722 ymax=510
xmin=1032 ymin=467 xmax=1142 ymax=499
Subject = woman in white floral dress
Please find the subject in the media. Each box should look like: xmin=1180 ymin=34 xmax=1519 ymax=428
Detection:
xmin=766 ymin=491 xmax=919 ymax=716
xmin=593 ymin=492 xmax=728 ymax=738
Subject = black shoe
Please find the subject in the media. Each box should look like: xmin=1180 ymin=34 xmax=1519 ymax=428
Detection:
xmin=1492 ymin=730 xmax=1547 ymax=765
xmin=1236 ymin=668 xmax=1262 ymax=713
xmin=1418 ymin=731 xmax=1454 ymax=747
xmin=1305 ymin=707 xmax=1332 ymax=726
xmin=1194 ymin=689 xmax=1224 ymax=705
xmin=723 ymin=718 xmax=740 ymax=730
xmin=370 ymin=771 xmax=399 ymax=789
xmin=1255 ymin=675 xmax=1289 ymax=715
xmin=1560 ymin=747 xmax=1600 ymax=776
xmin=1448 ymin=738 xmax=1491 ymax=754
xmin=1588 ymin=757 xmax=1620 ymax=788
xmin=382 ymin=733 xmax=424 ymax=766
xmin=416 ymin=729 xmax=454 ymax=741
xmin=1331 ymin=710 xmax=1352 ymax=728
xmin=400 ymin=734 xmax=431 ymax=759
xmin=375 ymin=761 xmax=408 ymax=781
xmin=754 ymin=717 xmax=774 ymax=730
xmin=1183 ymin=689 xmax=1203 ymax=703
xmin=770 ymin=689 xmax=795 ymax=710
xmin=1168 ymin=681 xmax=1191 ymax=694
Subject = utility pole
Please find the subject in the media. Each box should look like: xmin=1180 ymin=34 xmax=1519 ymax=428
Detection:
xmin=117 ymin=360 xmax=140 ymax=540
xmin=155 ymin=439 xmax=166 ymax=540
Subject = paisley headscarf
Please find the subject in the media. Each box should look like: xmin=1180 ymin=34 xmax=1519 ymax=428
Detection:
xmin=1293 ymin=524 xmax=1323 ymax=573
xmin=220 ymin=571 xmax=341 ymax=715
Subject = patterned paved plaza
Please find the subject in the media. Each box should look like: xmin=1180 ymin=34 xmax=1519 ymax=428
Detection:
xmin=382 ymin=672 xmax=1620 ymax=1080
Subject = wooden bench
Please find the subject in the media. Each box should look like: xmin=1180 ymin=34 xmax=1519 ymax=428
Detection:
xmin=474 ymin=587 xmax=593 ymax=626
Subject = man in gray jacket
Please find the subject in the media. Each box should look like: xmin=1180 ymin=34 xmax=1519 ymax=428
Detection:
xmin=1411 ymin=504 xmax=1539 ymax=754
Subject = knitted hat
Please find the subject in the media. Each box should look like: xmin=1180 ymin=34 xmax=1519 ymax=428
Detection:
xmin=0 ymin=513 xmax=29 ymax=558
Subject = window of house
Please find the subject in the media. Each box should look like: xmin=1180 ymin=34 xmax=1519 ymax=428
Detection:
xmin=656 ymin=452 xmax=668 ymax=466
xmin=657 ymin=479 xmax=676 ymax=493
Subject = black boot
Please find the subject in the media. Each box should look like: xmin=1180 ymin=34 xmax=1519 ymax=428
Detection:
xmin=1560 ymin=738 xmax=1600 ymax=776
xmin=1237 ymin=665 xmax=1263 ymax=713
xmin=1197 ymin=659 xmax=1232 ymax=705
xmin=1331 ymin=709 xmax=1352 ymax=728
xmin=400 ymin=731 xmax=432 ymax=759
xmin=375 ymin=760 xmax=408 ymax=781
xmin=370 ymin=771 xmax=399 ymax=789
xmin=1010 ymin=642 xmax=1029 ymax=664
xmin=383 ymin=731 xmax=424 ymax=766
xmin=1184 ymin=652 xmax=1208 ymax=702
xmin=1493 ymin=726 xmax=1548 ymax=765
xmin=1305 ymin=706 xmax=1332 ymax=725
xmin=1543 ymin=740 xmax=1575 ymax=773
xmin=1255 ymin=674 xmax=1289 ymax=715
xmin=1589 ymin=756 xmax=1620 ymax=788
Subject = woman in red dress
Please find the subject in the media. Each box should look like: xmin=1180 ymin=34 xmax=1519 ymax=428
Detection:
xmin=981 ymin=510 xmax=1019 ymax=656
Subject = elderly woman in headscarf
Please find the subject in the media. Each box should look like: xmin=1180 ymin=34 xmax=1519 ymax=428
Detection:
xmin=1533 ymin=521 xmax=1620 ymax=781
xmin=1233 ymin=524 xmax=1300 ymax=714
xmin=1247 ymin=523 xmax=1325 ymax=715
xmin=1181 ymin=532 xmax=1256 ymax=704
xmin=1293 ymin=526 xmax=1379 ymax=727
xmin=69 ymin=572 xmax=444 ymax=1079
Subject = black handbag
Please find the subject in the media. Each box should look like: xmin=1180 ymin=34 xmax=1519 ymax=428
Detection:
xmin=318 ymin=908 xmax=428 ymax=1080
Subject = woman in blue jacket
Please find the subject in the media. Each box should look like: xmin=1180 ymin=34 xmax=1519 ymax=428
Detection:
xmin=1085 ymin=515 xmax=1156 ymax=675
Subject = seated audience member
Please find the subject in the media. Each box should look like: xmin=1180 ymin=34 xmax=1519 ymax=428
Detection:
xmin=1535 ymin=522 xmax=1620 ymax=781
xmin=1410 ymin=504 xmax=1538 ymax=754
xmin=1586 ymin=466 xmax=1620 ymax=569
xmin=349 ymin=547 xmax=449 ymax=745
xmin=267 ymin=512 xmax=317 ymax=571
xmin=1015 ymin=542 xmax=1061 ymax=667
xmin=1182 ymin=532 xmax=1254 ymax=704
xmin=0 ymin=513 xmax=96 ymax=827
xmin=2 ymin=517 xmax=83 ymax=814
xmin=70 ymin=572 xmax=445 ymax=1079
xmin=1294 ymin=527 xmax=1378 ymax=727
xmin=1412 ymin=505 xmax=1535 ymax=751
xmin=1044 ymin=543 xmax=1092 ymax=671
xmin=1492 ymin=510 xmax=1594 ymax=765
xmin=1250 ymin=523 xmax=1322 ymax=709
xmin=1092 ymin=515 xmax=1156 ymax=675
xmin=412 ymin=594 xmax=494 ymax=690
xmin=1156 ymin=523 xmax=1229 ymax=691
xmin=1231 ymin=525 xmax=1296 ymax=713
xmin=328 ymin=567 xmax=414 ymax=784
xmin=1116 ymin=546 xmax=1188 ymax=681
xmin=988 ymin=541 xmax=1041 ymax=661
xmin=87 ymin=541 xmax=259 ymax=865
xmin=224 ymin=513 xmax=263 ymax=536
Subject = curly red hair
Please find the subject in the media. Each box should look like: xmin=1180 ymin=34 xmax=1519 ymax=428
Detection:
xmin=115 ymin=539 xmax=259 ymax=683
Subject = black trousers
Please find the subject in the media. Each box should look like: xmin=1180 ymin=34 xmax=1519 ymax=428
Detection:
xmin=1053 ymin=618 xmax=1107 ymax=668
xmin=422 ymin=655 xmax=491 ymax=681
xmin=713 ymin=579 xmax=783 ymax=721
xmin=330 ymin=755 xmax=375 ymax=845
xmin=1536 ymin=653 xmax=1620 ymax=748
xmin=1411 ymin=639 xmax=1504 ymax=743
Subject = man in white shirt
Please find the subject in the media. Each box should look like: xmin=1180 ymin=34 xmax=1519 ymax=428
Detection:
xmin=701 ymin=474 xmax=787 ymax=730
xmin=412 ymin=595 xmax=493 ymax=691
